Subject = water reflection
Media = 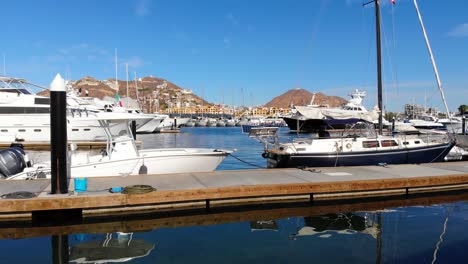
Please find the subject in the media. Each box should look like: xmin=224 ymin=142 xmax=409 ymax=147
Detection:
xmin=0 ymin=193 xmax=466 ymax=263
xmin=291 ymin=213 xmax=379 ymax=240
xmin=250 ymin=220 xmax=279 ymax=232
xmin=69 ymin=232 xmax=155 ymax=263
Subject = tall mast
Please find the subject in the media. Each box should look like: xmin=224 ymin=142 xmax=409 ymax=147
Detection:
xmin=364 ymin=0 xmax=383 ymax=135
xmin=413 ymin=0 xmax=452 ymax=128
xmin=375 ymin=0 xmax=383 ymax=135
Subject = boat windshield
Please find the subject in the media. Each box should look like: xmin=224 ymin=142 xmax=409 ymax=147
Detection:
xmin=0 ymin=88 xmax=32 ymax=95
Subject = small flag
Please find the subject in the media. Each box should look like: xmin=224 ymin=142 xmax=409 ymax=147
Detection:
xmin=115 ymin=93 xmax=123 ymax=107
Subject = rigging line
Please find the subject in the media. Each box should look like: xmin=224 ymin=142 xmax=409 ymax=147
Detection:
xmin=361 ymin=2 xmax=375 ymax=93
xmin=390 ymin=2 xmax=400 ymax=98
xmin=295 ymin=0 xmax=328 ymax=88
xmin=380 ymin=4 xmax=399 ymax=113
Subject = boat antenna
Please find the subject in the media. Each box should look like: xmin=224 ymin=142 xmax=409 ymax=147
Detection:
xmin=134 ymin=71 xmax=142 ymax=110
xmin=115 ymin=48 xmax=119 ymax=92
xmin=363 ymin=0 xmax=383 ymax=135
xmin=413 ymin=0 xmax=453 ymax=132
xmin=126 ymin=63 xmax=129 ymax=108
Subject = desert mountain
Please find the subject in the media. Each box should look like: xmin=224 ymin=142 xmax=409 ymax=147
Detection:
xmin=264 ymin=88 xmax=347 ymax=108
xmin=38 ymin=76 xmax=209 ymax=111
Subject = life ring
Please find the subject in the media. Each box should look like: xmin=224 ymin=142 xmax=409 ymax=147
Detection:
xmin=345 ymin=143 xmax=352 ymax=149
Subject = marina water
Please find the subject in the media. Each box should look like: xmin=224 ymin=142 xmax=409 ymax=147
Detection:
xmin=0 ymin=127 xmax=467 ymax=263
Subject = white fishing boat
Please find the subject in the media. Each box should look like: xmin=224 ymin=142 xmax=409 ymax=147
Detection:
xmin=1 ymin=113 xmax=232 ymax=180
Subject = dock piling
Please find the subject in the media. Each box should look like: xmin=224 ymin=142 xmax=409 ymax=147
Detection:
xmin=49 ymin=74 xmax=68 ymax=194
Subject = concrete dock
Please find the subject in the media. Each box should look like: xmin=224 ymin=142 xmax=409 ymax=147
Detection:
xmin=0 ymin=161 xmax=467 ymax=220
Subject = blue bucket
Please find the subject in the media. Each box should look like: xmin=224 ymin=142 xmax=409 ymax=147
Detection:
xmin=74 ymin=177 xmax=88 ymax=192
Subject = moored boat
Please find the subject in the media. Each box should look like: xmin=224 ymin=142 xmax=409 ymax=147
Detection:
xmin=263 ymin=133 xmax=455 ymax=168
xmin=2 ymin=114 xmax=232 ymax=180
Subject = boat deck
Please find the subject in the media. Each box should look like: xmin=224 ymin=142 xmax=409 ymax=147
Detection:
xmin=0 ymin=161 xmax=467 ymax=219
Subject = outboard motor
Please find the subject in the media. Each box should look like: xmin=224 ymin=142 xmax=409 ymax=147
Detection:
xmin=0 ymin=147 xmax=27 ymax=178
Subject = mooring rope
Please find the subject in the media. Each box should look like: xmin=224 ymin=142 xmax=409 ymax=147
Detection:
xmin=0 ymin=191 xmax=37 ymax=199
xmin=228 ymin=153 xmax=266 ymax=168
xmin=121 ymin=185 xmax=156 ymax=194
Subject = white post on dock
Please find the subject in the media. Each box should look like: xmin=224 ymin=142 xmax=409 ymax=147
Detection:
xmin=50 ymin=74 xmax=68 ymax=194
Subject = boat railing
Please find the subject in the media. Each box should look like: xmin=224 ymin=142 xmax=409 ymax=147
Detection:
xmin=249 ymin=127 xmax=280 ymax=151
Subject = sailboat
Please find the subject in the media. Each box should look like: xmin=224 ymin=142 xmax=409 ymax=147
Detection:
xmin=261 ymin=0 xmax=455 ymax=168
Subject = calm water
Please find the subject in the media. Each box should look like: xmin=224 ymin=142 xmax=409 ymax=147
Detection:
xmin=0 ymin=127 xmax=467 ymax=263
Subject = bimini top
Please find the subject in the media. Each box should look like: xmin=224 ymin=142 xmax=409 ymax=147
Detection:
xmin=0 ymin=76 xmax=48 ymax=94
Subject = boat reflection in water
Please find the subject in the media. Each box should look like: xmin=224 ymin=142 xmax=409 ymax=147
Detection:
xmin=69 ymin=232 xmax=155 ymax=263
xmin=249 ymin=220 xmax=279 ymax=232
xmin=290 ymin=213 xmax=380 ymax=240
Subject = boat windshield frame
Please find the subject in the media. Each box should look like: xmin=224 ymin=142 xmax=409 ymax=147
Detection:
xmin=0 ymin=77 xmax=47 ymax=94
xmin=97 ymin=119 xmax=139 ymax=159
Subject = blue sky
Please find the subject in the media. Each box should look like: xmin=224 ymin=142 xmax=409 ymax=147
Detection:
xmin=1 ymin=0 xmax=467 ymax=112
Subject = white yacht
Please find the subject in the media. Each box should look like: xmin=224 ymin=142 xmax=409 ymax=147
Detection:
xmin=0 ymin=76 xmax=127 ymax=143
xmin=407 ymin=115 xmax=445 ymax=131
xmin=437 ymin=116 xmax=463 ymax=132
xmin=283 ymin=89 xmax=380 ymax=132
xmin=67 ymin=91 xmax=164 ymax=134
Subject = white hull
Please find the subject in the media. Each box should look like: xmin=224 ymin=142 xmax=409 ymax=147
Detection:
xmin=9 ymin=148 xmax=230 ymax=180
xmin=0 ymin=113 xmax=127 ymax=142
xmin=73 ymin=149 xmax=228 ymax=177
xmin=136 ymin=116 xmax=164 ymax=133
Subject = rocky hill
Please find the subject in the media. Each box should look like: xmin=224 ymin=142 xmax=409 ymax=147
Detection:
xmin=38 ymin=76 xmax=209 ymax=111
xmin=264 ymin=88 xmax=347 ymax=108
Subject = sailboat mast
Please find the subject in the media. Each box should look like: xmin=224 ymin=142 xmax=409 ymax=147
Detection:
xmin=375 ymin=0 xmax=384 ymax=135
xmin=413 ymin=0 xmax=452 ymax=124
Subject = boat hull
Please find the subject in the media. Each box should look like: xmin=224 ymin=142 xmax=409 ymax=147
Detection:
xmin=265 ymin=142 xmax=455 ymax=168
xmin=72 ymin=149 xmax=230 ymax=177
xmin=8 ymin=149 xmax=231 ymax=179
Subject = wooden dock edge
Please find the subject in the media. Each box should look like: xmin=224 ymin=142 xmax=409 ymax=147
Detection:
xmin=1 ymin=189 xmax=467 ymax=240
xmin=0 ymin=174 xmax=467 ymax=216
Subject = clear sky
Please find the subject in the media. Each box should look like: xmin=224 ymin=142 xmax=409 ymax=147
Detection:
xmin=1 ymin=0 xmax=467 ymax=112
